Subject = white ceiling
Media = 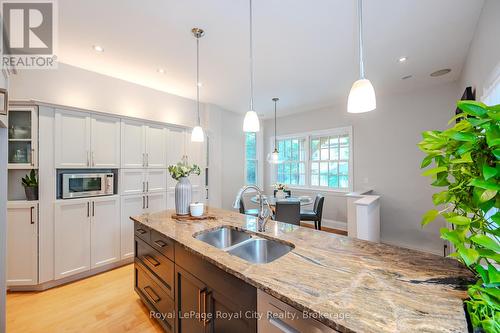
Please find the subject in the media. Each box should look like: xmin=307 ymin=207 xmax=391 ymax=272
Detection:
xmin=58 ymin=0 xmax=484 ymax=117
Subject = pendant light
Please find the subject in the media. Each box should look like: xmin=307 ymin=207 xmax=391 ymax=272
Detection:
xmin=347 ymin=0 xmax=376 ymax=113
xmin=191 ymin=28 xmax=205 ymax=142
xmin=267 ymin=98 xmax=282 ymax=164
xmin=243 ymin=0 xmax=260 ymax=132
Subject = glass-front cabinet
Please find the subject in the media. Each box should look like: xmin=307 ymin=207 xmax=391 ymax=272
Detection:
xmin=8 ymin=106 xmax=38 ymax=169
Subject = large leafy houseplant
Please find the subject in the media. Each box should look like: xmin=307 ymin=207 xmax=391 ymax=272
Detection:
xmin=419 ymin=101 xmax=500 ymax=333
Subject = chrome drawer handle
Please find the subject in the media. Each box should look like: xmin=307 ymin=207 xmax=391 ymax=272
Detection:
xmin=154 ymin=240 xmax=168 ymax=248
xmin=136 ymin=228 xmax=147 ymax=234
xmin=269 ymin=317 xmax=299 ymax=333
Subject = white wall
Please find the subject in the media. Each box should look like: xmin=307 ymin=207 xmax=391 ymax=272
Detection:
xmin=220 ymin=110 xmax=246 ymax=209
xmin=459 ymin=0 xmax=500 ymax=99
xmin=263 ymin=82 xmax=461 ymax=255
xmin=10 ymin=63 xmax=201 ymax=128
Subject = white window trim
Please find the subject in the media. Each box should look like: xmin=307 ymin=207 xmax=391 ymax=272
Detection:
xmin=270 ymin=126 xmax=353 ymax=192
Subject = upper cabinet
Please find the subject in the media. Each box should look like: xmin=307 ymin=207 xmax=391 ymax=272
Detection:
xmin=55 ymin=109 xmax=120 ymax=168
xmin=8 ymin=106 xmax=38 ymax=169
xmin=121 ymin=119 xmax=166 ymax=169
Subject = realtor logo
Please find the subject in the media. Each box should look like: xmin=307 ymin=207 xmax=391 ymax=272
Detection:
xmin=1 ymin=0 xmax=57 ymax=69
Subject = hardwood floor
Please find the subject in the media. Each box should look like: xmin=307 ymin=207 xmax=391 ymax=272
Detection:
xmin=6 ymin=264 xmax=163 ymax=333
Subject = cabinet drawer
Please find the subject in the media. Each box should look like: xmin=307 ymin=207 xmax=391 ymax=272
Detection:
xmin=134 ymin=222 xmax=150 ymax=242
xmin=135 ymin=262 xmax=175 ymax=332
xmin=136 ymin=238 xmax=174 ymax=298
xmin=150 ymin=229 xmax=174 ymax=260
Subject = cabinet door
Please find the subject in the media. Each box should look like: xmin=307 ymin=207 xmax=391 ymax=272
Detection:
xmin=192 ymin=186 xmax=206 ymax=204
xmin=121 ymin=120 xmax=145 ymax=168
xmin=91 ymin=114 xmax=120 ymax=168
xmin=186 ymin=138 xmax=205 ymax=188
xmin=175 ymin=265 xmax=208 ymax=333
xmin=8 ymin=106 xmax=38 ymax=169
xmin=55 ymin=199 xmax=91 ymax=279
xmin=208 ymin=290 xmax=255 ymax=333
xmin=6 ymin=203 xmax=38 ymax=286
xmin=146 ymin=169 xmax=167 ymax=193
xmin=145 ymin=125 xmax=167 ymax=168
xmin=55 ymin=109 xmax=91 ymax=168
xmin=91 ymin=196 xmax=120 ymax=268
xmin=120 ymin=195 xmax=144 ymax=259
xmin=120 ymin=169 xmax=146 ymax=195
xmin=146 ymin=192 xmax=166 ymax=213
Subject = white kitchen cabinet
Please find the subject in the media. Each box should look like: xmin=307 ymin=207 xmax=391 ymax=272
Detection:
xmin=121 ymin=119 xmax=145 ymax=168
xmin=120 ymin=192 xmax=166 ymax=260
xmin=54 ymin=198 xmax=91 ymax=280
xmin=55 ymin=109 xmax=90 ymax=168
xmin=90 ymin=115 xmax=120 ymax=168
xmin=120 ymin=169 xmax=166 ymax=195
xmin=55 ymin=109 xmax=120 ymax=168
xmin=91 ymin=196 xmax=120 ymax=268
xmin=7 ymin=202 xmax=38 ymax=286
xmin=121 ymin=120 xmax=167 ymax=169
xmin=145 ymin=124 xmax=167 ymax=168
xmin=167 ymin=191 xmax=175 ymax=210
xmin=167 ymin=127 xmax=187 ymax=165
xmin=146 ymin=192 xmax=167 ymax=213
xmin=120 ymin=194 xmax=144 ymax=259
xmin=8 ymin=106 xmax=39 ymax=169
xmin=55 ymin=195 xmax=120 ymax=279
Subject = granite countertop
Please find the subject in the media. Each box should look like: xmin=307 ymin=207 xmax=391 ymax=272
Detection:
xmin=131 ymin=207 xmax=473 ymax=333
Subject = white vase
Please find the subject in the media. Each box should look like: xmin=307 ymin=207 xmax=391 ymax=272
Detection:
xmin=175 ymin=177 xmax=192 ymax=215
xmin=276 ymin=190 xmax=286 ymax=199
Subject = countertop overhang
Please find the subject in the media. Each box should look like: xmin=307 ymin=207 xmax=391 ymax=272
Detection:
xmin=131 ymin=207 xmax=473 ymax=333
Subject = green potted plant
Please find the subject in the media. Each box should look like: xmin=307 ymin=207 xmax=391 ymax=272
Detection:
xmin=21 ymin=169 xmax=38 ymax=201
xmin=274 ymin=183 xmax=288 ymax=199
xmin=419 ymin=100 xmax=500 ymax=333
xmin=168 ymin=158 xmax=200 ymax=215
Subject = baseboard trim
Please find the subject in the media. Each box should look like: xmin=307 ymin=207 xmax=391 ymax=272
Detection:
xmin=301 ymin=218 xmax=347 ymax=231
xmin=7 ymin=257 xmax=133 ymax=292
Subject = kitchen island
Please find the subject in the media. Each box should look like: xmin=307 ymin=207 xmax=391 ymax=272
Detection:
xmin=131 ymin=207 xmax=473 ymax=333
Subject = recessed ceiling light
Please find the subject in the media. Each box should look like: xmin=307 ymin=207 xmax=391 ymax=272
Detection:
xmin=157 ymin=68 xmax=165 ymax=74
xmin=398 ymin=57 xmax=408 ymax=63
xmin=401 ymin=75 xmax=413 ymax=80
xmin=93 ymin=45 xmax=104 ymax=52
xmin=430 ymin=68 xmax=451 ymax=77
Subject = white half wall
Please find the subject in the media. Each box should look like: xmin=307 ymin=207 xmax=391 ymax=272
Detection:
xmin=263 ymin=82 xmax=461 ymax=255
xmin=459 ymin=0 xmax=500 ymax=98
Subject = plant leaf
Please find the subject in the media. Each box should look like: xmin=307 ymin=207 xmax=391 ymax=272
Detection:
xmin=440 ymin=228 xmax=461 ymax=245
xmin=457 ymin=244 xmax=479 ymax=266
xmin=487 ymin=264 xmax=500 ymax=284
xmin=446 ymin=215 xmax=471 ymax=226
xmin=480 ymin=190 xmax=497 ymax=203
xmin=450 ymin=132 xmax=477 ymax=142
xmin=421 ymin=209 xmax=439 ymax=226
xmin=457 ymin=100 xmax=488 ymax=117
xmin=422 ymin=166 xmax=447 ymax=176
xmin=470 ymin=234 xmax=500 ymax=252
xmin=470 ymin=179 xmax=500 ymax=191
xmin=483 ymin=164 xmax=498 ymax=180
xmin=420 ymin=155 xmax=434 ymax=169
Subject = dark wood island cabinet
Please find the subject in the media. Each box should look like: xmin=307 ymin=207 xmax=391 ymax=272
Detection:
xmin=134 ymin=221 xmax=257 ymax=333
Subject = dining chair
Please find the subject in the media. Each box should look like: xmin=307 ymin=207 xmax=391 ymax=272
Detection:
xmin=275 ymin=201 xmax=301 ymax=226
xmin=273 ymin=189 xmax=291 ymax=198
xmin=300 ymin=195 xmax=325 ymax=230
xmin=239 ymin=198 xmax=259 ymax=217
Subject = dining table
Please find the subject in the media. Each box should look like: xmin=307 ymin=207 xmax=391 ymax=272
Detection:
xmin=250 ymin=195 xmax=313 ymax=207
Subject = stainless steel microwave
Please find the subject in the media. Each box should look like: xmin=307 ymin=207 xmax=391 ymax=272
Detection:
xmin=62 ymin=172 xmax=114 ymax=199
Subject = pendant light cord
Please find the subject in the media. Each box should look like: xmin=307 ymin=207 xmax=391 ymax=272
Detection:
xmin=249 ymin=0 xmax=254 ymax=111
xmin=358 ymin=0 xmax=365 ymax=79
xmin=196 ymin=36 xmax=201 ymax=125
xmin=274 ymin=99 xmax=277 ymax=149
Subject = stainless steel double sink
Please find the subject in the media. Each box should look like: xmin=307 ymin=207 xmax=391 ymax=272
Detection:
xmin=194 ymin=226 xmax=294 ymax=264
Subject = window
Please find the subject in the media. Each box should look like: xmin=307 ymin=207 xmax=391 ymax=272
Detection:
xmin=310 ymin=134 xmax=350 ymax=189
xmin=245 ymin=132 xmax=257 ymax=185
xmin=276 ymin=138 xmax=306 ymax=186
xmin=271 ymin=127 xmax=352 ymax=191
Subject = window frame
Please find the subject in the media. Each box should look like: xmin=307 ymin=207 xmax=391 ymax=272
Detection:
xmin=244 ymin=131 xmax=263 ymax=188
xmin=270 ymin=126 xmax=353 ymax=192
